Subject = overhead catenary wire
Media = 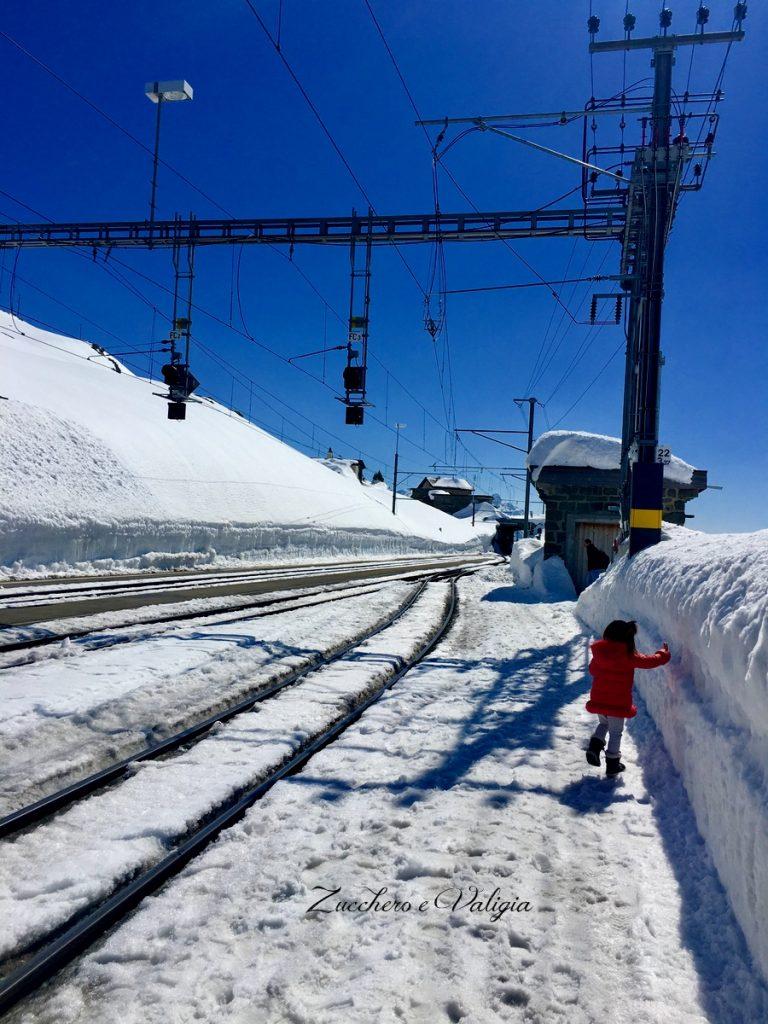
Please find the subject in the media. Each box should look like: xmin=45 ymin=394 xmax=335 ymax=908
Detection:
xmin=240 ymin=0 xmax=427 ymax=300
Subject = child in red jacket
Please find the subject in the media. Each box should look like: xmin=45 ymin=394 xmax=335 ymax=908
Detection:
xmin=585 ymin=620 xmax=670 ymax=777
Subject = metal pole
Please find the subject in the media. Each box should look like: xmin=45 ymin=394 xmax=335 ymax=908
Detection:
xmin=391 ymin=448 xmax=399 ymax=515
xmin=628 ymin=43 xmax=673 ymax=555
xmin=524 ymin=400 xmax=535 ymax=535
xmin=514 ymin=397 xmax=537 ymax=536
xmin=149 ymin=96 xmax=163 ymax=239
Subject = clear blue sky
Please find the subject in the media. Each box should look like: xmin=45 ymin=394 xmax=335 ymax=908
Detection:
xmin=1 ymin=0 xmax=765 ymax=531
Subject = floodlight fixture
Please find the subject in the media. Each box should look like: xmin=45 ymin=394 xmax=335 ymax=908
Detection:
xmin=145 ymin=80 xmax=194 ymax=103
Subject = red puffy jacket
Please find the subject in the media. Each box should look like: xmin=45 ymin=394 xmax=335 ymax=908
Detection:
xmin=585 ymin=639 xmax=670 ymax=719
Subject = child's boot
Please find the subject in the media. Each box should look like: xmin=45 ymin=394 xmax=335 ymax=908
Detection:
xmin=585 ymin=736 xmax=605 ymax=766
xmin=605 ymin=756 xmax=625 ymax=778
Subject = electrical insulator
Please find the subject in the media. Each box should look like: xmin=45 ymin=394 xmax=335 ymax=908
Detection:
xmin=623 ymin=12 xmax=636 ymax=34
xmin=659 ymin=8 xmax=673 ymax=30
xmin=734 ymin=3 xmax=747 ymax=27
xmin=590 ymin=295 xmax=598 ymax=324
xmin=614 ymin=296 xmax=622 ymax=324
xmin=693 ymin=163 xmax=703 ymax=177
xmin=587 ymin=15 xmax=600 ymax=37
xmin=696 ymin=5 xmax=710 ymax=26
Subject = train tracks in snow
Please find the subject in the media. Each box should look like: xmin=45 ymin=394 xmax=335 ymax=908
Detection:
xmin=0 ymin=570 xmax=469 ymax=1016
xmin=0 ymin=552 xmax=491 ymax=632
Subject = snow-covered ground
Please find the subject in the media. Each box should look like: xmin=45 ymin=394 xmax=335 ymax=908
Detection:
xmin=7 ymin=565 xmax=766 ymax=1024
xmin=0 ymin=583 xmax=451 ymax=959
xmin=0 ymin=580 xmax=418 ymax=814
xmin=0 ymin=313 xmax=483 ymax=577
xmin=578 ymin=525 xmax=768 ymax=985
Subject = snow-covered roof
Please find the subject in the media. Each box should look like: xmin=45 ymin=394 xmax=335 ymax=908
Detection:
xmin=526 ymin=430 xmax=695 ymax=485
xmin=420 ymin=476 xmax=473 ymax=491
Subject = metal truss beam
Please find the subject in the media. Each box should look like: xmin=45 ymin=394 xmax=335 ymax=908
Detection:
xmin=0 ymin=208 xmax=625 ymax=249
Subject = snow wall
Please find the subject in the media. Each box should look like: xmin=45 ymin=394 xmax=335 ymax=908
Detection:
xmin=510 ymin=538 xmax=577 ymax=601
xmin=577 ymin=525 xmax=768 ymax=982
xmin=0 ymin=313 xmax=484 ymax=576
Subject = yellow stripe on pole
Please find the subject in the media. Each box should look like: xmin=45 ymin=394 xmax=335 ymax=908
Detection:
xmin=630 ymin=508 xmax=663 ymax=530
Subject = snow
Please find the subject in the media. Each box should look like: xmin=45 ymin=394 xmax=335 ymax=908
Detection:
xmin=527 ymin=429 xmax=696 ymax=484
xmin=453 ymin=500 xmax=499 ymax=522
xmin=314 ymin=457 xmax=362 ymax=482
xmin=8 ymin=566 xmax=767 ymax=1023
xmin=0 ymin=583 xmax=451 ymax=958
xmin=509 ymin=539 xmax=576 ymax=601
xmin=362 ymin=481 xmax=494 ymax=544
xmin=0 ymin=580 xmax=417 ymax=814
xmin=509 ymin=537 xmax=544 ymax=588
xmin=577 ymin=525 xmax=768 ymax=984
xmin=423 ymin=476 xmax=473 ymax=491
xmin=0 ymin=312 xmax=481 ymax=576
xmin=532 ymin=555 xmax=577 ymax=602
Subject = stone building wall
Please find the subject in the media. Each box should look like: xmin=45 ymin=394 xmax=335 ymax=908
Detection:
xmin=533 ymin=466 xmax=708 ymax=587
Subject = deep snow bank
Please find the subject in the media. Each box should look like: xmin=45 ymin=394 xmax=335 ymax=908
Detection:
xmin=0 ymin=313 xmax=481 ymax=575
xmin=509 ymin=537 xmax=543 ymax=587
xmin=510 ymin=538 xmax=576 ymax=600
xmin=577 ymin=525 xmax=768 ymax=982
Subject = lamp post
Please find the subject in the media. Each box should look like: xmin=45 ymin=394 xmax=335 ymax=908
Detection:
xmin=144 ymin=80 xmax=193 ymax=238
xmin=392 ymin=423 xmax=407 ymax=515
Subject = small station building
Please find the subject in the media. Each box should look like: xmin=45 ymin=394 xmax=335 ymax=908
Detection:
xmin=528 ymin=431 xmax=708 ymax=592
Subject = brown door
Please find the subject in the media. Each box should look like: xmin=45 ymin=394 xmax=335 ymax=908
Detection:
xmin=574 ymin=521 xmax=618 ymax=591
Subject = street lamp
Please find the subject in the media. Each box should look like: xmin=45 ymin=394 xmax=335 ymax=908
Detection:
xmin=392 ymin=423 xmax=407 ymax=515
xmin=144 ymin=80 xmax=193 ymax=236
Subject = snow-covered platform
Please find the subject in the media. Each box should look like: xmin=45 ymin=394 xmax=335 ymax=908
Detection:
xmin=8 ymin=564 xmax=766 ymax=1024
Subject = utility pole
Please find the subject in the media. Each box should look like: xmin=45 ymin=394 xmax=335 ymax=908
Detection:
xmin=391 ymin=423 xmax=406 ymax=514
xmin=590 ymin=7 xmax=746 ymax=555
xmin=513 ymin=397 xmax=538 ymax=536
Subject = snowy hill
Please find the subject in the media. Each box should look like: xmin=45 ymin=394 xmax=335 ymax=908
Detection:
xmin=0 ymin=312 xmax=483 ymax=576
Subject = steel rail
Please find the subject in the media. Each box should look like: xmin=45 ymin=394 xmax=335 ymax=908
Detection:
xmin=0 ymin=566 xmax=474 ymax=839
xmin=0 ymin=577 xmax=459 ymax=1015
xmin=0 ymin=578 xmax=393 ymax=658
xmin=0 ymin=553 xmax=484 ymax=603
xmin=0 ymin=555 xmax=491 ymax=627
xmin=0 ymin=557 xmax=495 ymax=655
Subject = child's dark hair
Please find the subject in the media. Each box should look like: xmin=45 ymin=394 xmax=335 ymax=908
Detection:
xmin=603 ymin=619 xmax=637 ymax=654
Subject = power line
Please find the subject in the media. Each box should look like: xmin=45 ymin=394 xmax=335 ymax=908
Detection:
xmin=550 ymin=338 xmax=624 ymax=427
xmin=240 ymin=0 xmax=427 ymax=300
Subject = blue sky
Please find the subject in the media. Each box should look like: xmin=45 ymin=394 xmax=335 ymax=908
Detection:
xmin=1 ymin=0 xmax=765 ymax=531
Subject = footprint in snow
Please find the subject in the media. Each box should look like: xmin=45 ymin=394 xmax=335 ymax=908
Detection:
xmin=497 ymin=984 xmax=531 ymax=1007
xmin=532 ymin=852 xmax=552 ymax=873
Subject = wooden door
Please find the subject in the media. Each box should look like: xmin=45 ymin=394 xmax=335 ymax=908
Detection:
xmin=574 ymin=521 xmax=619 ymax=591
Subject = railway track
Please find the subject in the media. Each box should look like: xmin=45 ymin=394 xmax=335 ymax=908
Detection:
xmin=0 ymin=569 xmax=440 ymax=658
xmin=0 ymin=575 xmax=461 ymax=1016
xmin=0 ymin=552 xmax=490 ymax=627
